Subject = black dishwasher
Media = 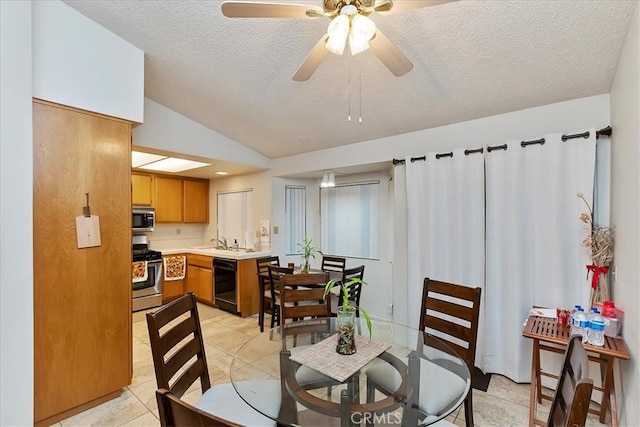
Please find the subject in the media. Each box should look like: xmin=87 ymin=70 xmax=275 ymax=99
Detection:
xmin=213 ymin=258 xmax=238 ymax=315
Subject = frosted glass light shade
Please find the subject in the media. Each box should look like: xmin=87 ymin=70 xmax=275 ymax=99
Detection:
xmin=326 ymin=15 xmax=349 ymax=55
xmin=349 ymin=15 xmax=376 ymax=55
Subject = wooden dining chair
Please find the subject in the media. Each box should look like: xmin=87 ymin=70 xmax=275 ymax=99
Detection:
xmin=256 ymin=256 xmax=280 ymax=332
xmin=545 ymin=335 xmax=593 ymax=427
xmin=366 ymin=278 xmax=481 ymax=427
xmin=267 ymin=265 xmax=294 ymax=329
xmin=146 ymin=293 xmax=279 ymax=427
xmin=278 ymin=272 xmax=338 ymax=392
xmin=321 ymin=255 xmax=347 ymax=273
xmin=329 ymin=265 xmax=365 ymax=317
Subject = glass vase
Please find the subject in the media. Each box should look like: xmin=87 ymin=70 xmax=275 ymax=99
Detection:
xmin=336 ymin=306 xmax=356 ymax=355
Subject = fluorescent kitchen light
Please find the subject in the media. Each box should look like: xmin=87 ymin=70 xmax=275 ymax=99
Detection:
xmin=215 ymin=171 xmax=229 ymax=175
xmin=138 ymin=157 xmax=210 ymax=173
xmin=131 ymin=151 xmax=167 ymax=167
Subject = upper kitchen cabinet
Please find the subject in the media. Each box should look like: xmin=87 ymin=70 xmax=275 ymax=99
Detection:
xmin=155 ymin=175 xmax=184 ymax=223
xmin=184 ymin=179 xmax=209 ymax=223
xmin=131 ymin=172 xmax=153 ymax=206
xmin=153 ymin=174 xmax=209 ymax=223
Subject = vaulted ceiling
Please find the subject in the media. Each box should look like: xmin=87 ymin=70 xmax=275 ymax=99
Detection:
xmin=65 ymin=0 xmax=636 ymax=159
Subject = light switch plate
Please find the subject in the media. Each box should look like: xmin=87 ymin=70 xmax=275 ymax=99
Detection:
xmin=273 ymin=226 xmax=279 ymax=235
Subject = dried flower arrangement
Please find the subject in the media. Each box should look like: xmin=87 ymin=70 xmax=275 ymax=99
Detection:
xmin=577 ymin=192 xmax=615 ymax=306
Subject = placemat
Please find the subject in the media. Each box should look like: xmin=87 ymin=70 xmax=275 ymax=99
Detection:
xmin=289 ymin=334 xmax=391 ymax=382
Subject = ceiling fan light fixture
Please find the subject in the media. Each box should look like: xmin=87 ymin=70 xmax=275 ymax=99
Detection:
xmin=349 ymin=14 xmax=376 ymax=54
xmin=326 ymin=14 xmax=349 ymax=55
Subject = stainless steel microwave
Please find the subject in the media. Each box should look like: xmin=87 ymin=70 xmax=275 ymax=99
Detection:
xmin=132 ymin=207 xmax=155 ymax=232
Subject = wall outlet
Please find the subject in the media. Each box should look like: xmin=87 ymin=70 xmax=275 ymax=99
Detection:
xmin=273 ymin=226 xmax=279 ymax=235
xmin=387 ymin=303 xmax=393 ymax=315
xmin=176 ymin=228 xmax=181 ymax=235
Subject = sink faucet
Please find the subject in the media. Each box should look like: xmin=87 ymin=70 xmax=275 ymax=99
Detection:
xmin=211 ymin=237 xmax=230 ymax=250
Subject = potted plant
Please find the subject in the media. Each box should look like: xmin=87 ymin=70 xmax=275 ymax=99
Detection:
xmin=297 ymin=237 xmax=322 ymax=273
xmin=324 ymin=277 xmax=372 ymax=355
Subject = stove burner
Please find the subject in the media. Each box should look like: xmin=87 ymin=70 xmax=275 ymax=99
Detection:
xmin=132 ymin=247 xmax=162 ymax=262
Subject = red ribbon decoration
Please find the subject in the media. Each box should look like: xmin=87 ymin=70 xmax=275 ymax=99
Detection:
xmin=586 ymin=264 xmax=609 ymax=290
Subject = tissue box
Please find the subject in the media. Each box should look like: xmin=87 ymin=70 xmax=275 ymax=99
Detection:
xmin=594 ymin=303 xmax=624 ymax=337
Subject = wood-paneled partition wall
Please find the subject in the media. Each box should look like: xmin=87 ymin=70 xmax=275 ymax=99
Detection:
xmin=33 ymin=100 xmax=132 ymax=426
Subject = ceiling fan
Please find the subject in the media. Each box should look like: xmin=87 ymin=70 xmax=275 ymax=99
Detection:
xmin=221 ymin=0 xmax=456 ymax=81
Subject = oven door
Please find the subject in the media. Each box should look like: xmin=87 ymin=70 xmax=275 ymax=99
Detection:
xmin=133 ymin=260 xmax=162 ymax=298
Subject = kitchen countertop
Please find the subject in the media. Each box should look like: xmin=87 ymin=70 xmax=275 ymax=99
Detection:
xmin=159 ymin=246 xmax=271 ymax=260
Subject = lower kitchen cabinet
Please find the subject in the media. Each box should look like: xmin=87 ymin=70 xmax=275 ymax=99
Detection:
xmin=162 ymin=254 xmax=186 ymax=303
xmin=186 ymin=254 xmax=213 ymax=304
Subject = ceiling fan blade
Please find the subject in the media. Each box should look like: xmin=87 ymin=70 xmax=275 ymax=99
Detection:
xmin=368 ymin=29 xmax=413 ymax=77
xmin=293 ymin=34 xmax=330 ymax=81
xmin=221 ymin=2 xmax=323 ymax=18
xmin=376 ymin=0 xmax=458 ymax=14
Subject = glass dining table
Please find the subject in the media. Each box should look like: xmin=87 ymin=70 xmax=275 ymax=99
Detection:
xmin=230 ymin=317 xmax=471 ymax=426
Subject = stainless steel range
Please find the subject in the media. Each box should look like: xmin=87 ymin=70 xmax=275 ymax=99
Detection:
xmin=132 ymin=235 xmax=162 ymax=312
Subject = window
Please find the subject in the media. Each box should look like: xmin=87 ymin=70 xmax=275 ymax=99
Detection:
xmin=320 ymin=181 xmax=379 ymax=259
xmin=217 ymin=189 xmax=253 ymax=246
xmin=285 ymin=186 xmax=306 ymax=255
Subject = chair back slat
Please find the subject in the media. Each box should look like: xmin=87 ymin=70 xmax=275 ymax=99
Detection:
xmin=156 ymin=389 xmax=240 ymax=427
xmin=164 ymin=337 xmax=201 ymax=381
xmin=147 ymin=293 xmax=210 ymax=399
xmin=419 ymin=278 xmax=481 ymax=377
xmin=547 ymin=335 xmax=594 ymax=427
xmin=171 ymin=357 xmax=208 ymax=397
xmin=424 ymin=314 xmax=473 ymax=344
xmin=321 ymin=255 xmax=347 ymax=273
xmin=280 ymin=272 xmax=330 ymax=321
xmin=339 ymin=265 xmax=365 ymax=307
xmin=161 ymin=316 xmax=198 ymax=355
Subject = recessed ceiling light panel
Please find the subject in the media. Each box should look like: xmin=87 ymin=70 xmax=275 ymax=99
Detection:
xmin=138 ymin=157 xmax=211 ymax=173
xmin=132 ymin=151 xmax=167 ymax=167
xmin=215 ymin=171 xmax=229 ymax=175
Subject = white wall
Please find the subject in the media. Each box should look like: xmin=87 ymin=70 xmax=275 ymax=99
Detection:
xmin=206 ymin=171 xmax=273 ymax=251
xmin=32 ymin=0 xmax=144 ymax=123
xmin=0 ymin=1 xmax=33 ymax=424
xmin=273 ymin=94 xmax=610 ymax=176
xmin=134 ymin=99 xmax=272 ymax=169
xmin=609 ymin=3 xmax=640 ymax=426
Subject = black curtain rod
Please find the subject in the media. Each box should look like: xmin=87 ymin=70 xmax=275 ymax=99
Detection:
xmin=392 ymin=126 xmax=612 ymax=164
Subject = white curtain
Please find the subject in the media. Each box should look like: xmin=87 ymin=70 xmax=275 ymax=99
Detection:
xmin=395 ymin=149 xmax=486 ymax=370
xmin=483 ymin=131 xmax=596 ymax=382
xmin=217 ymin=190 xmax=253 ymax=245
xmin=285 ymin=186 xmax=306 ymax=254
xmin=320 ymin=183 xmax=379 ymax=258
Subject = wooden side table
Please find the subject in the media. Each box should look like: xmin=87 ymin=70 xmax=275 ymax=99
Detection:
xmin=522 ymin=315 xmax=630 ymax=427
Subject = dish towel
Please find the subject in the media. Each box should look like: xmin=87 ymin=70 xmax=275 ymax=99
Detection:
xmin=132 ymin=261 xmax=148 ymax=283
xmin=164 ymin=255 xmax=186 ymax=281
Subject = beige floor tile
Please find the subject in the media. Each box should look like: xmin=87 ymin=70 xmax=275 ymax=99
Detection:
xmin=128 ymin=379 xmax=159 ymax=412
xmin=118 ymin=411 xmax=160 ymax=427
xmin=206 ymin=329 xmax=253 ymax=351
xmin=465 ymin=390 xmax=530 ymax=426
xmin=484 ymin=374 xmax=532 ymax=408
xmin=131 ymin=359 xmax=158 ymax=388
xmin=60 ymin=390 xmax=148 ymax=427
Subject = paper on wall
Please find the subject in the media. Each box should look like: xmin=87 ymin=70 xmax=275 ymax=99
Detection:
xmin=75 ymin=215 xmax=101 ymax=248
xmin=260 ymin=219 xmax=270 ymax=249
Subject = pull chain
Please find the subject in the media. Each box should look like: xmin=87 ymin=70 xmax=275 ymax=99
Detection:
xmin=358 ymin=54 xmax=362 ymax=123
xmin=348 ymin=63 xmax=352 ymax=122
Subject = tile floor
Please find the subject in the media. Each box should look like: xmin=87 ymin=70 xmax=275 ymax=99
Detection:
xmin=53 ymin=304 xmax=611 ymax=427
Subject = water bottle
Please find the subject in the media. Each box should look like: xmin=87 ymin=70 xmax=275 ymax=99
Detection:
xmin=587 ymin=308 xmax=605 ymax=347
xmin=570 ymin=305 xmax=582 ymax=335
xmin=572 ymin=308 xmax=588 ymax=340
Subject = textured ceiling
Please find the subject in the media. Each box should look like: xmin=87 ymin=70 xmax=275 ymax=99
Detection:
xmin=65 ymin=0 xmax=636 ymax=159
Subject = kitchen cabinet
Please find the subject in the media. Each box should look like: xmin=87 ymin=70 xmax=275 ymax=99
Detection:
xmin=33 ymin=100 xmax=132 ymax=425
xmin=236 ymin=259 xmax=260 ymax=317
xmin=155 ymin=175 xmax=183 ymax=222
xmin=184 ymin=179 xmax=209 ymax=223
xmin=186 ymin=254 xmax=214 ymax=304
xmin=153 ymin=174 xmax=209 ymax=223
xmin=131 ymin=172 xmax=153 ymax=205
xmin=162 ymin=254 xmax=185 ymax=303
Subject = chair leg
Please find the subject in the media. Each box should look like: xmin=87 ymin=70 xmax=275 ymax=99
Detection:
xmin=464 ymin=391 xmax=474 ymax=427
